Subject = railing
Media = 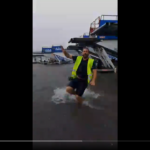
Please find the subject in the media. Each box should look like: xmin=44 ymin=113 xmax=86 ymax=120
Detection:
xmin=101 ymin=15 xmax=118 ymax=20
xmin=89 ymin=16 xmax=100 ymax=35
xmin=89 ymin=15 xmax=118 ymax=35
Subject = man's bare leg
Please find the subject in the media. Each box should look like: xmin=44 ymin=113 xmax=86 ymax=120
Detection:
xmin=66 ymin=86 xmax=76 ymax=95
xmin=66 ymin=87 xmax=84 ymax=106
xmin=66 ymin=87 xmax=85 ymax=116
xmin=75 ymin=95 xmax=84 ymax=108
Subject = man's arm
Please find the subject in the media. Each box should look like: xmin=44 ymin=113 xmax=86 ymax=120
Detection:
xmin=91 ymin=69 xmax=97 ymax=82
xmin=61 ymin=46 xmax=73 ymax=59
xmin=90 ymin=61 xmax=97 ymax=85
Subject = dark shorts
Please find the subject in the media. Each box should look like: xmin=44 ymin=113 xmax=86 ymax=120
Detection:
xmin=67 ymin=78 xmax=88 ymax=97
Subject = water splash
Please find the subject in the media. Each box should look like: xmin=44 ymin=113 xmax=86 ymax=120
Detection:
xmin=51 ymin=87 xmax=104 ymax=110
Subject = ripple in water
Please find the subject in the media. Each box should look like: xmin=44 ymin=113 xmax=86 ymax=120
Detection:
xmin=51 ymin=87 xmax=104 ymax=110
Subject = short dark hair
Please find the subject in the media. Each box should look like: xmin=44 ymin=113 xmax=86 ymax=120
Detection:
xmin=83 ymin=47 xmax=89 ymax=51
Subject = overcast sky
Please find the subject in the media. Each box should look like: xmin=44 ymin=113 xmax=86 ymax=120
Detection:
xmin=33 ymin=0 xmax=117 ymax=51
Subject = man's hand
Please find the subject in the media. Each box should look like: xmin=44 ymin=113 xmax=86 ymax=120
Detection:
xmin=61 ymin=45 xmax=72 ymax=59
xmin=61 ymin=46 xmax=65 ymax=52
xmin=90 ymin=80 xmax=95 ymax=86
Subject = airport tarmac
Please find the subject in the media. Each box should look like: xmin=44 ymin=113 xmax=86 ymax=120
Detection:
xmin=33 ymin=64 xmax=117 ymax=141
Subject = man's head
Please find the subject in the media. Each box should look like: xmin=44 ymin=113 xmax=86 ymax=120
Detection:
xmin=82 ymin=47 xmax=89 ymax=59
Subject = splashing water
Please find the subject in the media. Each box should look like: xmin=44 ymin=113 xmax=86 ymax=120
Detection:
xmin=51 ymin=87 xmax=103 ymax=110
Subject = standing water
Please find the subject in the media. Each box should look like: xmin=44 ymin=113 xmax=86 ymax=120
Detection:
xmin=51 ymin=87 xmax=104 ymax=110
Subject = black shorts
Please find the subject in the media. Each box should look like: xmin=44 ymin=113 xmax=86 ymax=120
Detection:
xmin=67 ymin=78 xmax=88 ymax=97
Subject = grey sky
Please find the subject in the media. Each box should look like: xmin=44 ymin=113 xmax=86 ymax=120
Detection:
xmin=33 ymin=0 xmax=117 ymax=51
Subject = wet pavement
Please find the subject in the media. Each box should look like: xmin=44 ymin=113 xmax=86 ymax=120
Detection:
xmin=33 ymin=64 xmax=117 ymax=140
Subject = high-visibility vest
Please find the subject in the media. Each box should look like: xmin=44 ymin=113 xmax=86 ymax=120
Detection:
xmin=71 ymin=56 xmax=94 ymax=84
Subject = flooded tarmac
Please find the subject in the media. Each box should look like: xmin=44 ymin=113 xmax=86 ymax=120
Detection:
xmin=33 ymin=64 xmax=117 ymax=140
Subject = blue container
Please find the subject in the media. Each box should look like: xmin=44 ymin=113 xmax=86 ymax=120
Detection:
xmin=52 ymin=46 xmax=62 ymax=53
xmin=42 ymin=48 xmax=52 ymax=53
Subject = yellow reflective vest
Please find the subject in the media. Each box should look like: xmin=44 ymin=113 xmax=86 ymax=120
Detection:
xmin=71 ymin=56 xmax=94 ymax=84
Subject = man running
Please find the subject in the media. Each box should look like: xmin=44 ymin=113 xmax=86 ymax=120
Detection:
xmin=61 ymin=46 xmax=97 ymax=106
